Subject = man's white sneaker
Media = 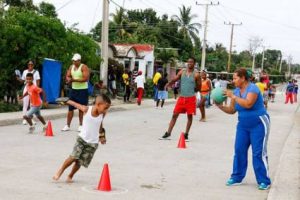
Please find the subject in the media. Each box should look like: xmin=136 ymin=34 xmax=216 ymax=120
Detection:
xmin=77 ymin=126 xmax=82 ymax=132
xmin=61 ymin=125 xmax=70 ymax=131
xmin=22 ymin=120 xmax=27 ymax=125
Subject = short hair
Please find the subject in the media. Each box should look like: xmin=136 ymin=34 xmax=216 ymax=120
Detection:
xmin=189 ymin=57 xmax=196 ymax=63
xmin=96 ymin=94 xmax=111 ymax=105
xmin=26 ymin=73 xmax=33 ymax=78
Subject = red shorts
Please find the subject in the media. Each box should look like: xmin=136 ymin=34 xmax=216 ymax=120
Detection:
xmin=173 ymin=96 xmax=196 ymax=115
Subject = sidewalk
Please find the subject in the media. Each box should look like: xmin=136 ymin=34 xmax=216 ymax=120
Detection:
xmin=267 ymin=103 xmax=300 ymax=200
xmin=0 ymin=98 xmax=176 ymax=126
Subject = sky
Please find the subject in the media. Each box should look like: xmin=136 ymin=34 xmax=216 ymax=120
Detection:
xmin=33 ymin=0 xmax=300 ymax=64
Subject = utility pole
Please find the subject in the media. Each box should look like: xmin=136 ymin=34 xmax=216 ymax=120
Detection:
xmin=279 ymin=57 xmax=283 ymax=73
xmin=224 ymin=22 xmax=242 ymax=72
xmin=261 ymin=46 xmax=265 ymax=71
xmin=100 ymin=0 xmax=109 ymax=85
xmin=196 ymin=1 xmax=219 ymax=71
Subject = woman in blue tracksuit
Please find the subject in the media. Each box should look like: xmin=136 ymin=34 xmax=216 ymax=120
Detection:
xmin=216 ymin=68 xmax=271 ymax=190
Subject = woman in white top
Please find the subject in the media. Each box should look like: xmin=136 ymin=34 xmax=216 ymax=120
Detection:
xmin=19 ymin=60 xmax=40 ymax=125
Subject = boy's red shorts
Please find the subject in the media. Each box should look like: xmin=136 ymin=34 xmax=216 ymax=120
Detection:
xmin=173 ymin=96 xmax=196 ymax=115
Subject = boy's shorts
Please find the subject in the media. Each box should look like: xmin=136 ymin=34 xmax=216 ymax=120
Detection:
xmin=173 ymin=96 xmax=196 ymax=115
xmin=26 ymin=106 xmax=42 ymax=117
xmin=71 ymin=137 xmax=98 ymax=168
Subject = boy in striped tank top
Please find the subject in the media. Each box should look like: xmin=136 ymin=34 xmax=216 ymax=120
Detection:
xmin=53 ymin=94 xmax=111 ymax=183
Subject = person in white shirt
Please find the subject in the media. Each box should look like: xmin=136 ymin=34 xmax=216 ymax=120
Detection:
xmin=18 ymin=60 xmax=41 ymax=125
xmin=134 ymin=71 xmax=145 ymax=105
xmin=53 ymin=94 xmax=111 ymax=183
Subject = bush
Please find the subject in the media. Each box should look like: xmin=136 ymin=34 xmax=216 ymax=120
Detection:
xmin=0 ymin=102 xmax=22 ymax=113
xmin=144 ymin=78 xmax=154 ymax=98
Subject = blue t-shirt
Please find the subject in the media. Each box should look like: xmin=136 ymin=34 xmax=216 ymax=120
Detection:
xmin=286 ymin=83 xmax=294 ymax=93
xmin=234 ymin=83 xmax=266 ymax=124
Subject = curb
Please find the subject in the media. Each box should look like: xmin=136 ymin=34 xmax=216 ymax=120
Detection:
xmin=0 ymin=99 xmax=176 ymax=127
xmin=267 ymin=107 xmax=300 ymax=200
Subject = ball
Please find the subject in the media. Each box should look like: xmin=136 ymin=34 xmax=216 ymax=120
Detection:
xmin=211 ymin=87 xmax=226 ymax=104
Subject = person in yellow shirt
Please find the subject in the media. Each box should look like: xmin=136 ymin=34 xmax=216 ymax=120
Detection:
xmin=256 ymin=77 xmax=268 ymax=108
xmin=122 ymin=69 xmax=131 ymax=102
xmin=153 ymin=69 xmax=162 ymax=101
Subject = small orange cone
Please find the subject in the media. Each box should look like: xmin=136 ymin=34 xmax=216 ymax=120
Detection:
xmin=177 ymin=132 xmax=186 ymax=149
xmin=45 ymin=120 xmax=53 ymax=137
xmin=97 ymin=163 xmax=111 ymax=191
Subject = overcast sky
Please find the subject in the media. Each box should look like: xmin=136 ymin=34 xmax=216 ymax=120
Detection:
xmin=33 ymin=0 xmax=300 ymax=63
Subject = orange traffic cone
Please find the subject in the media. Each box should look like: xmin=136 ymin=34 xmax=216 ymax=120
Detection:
xmin=177 ymin=132 xmax=186 ymax=149
xmin=97 ymin=163 xmax=111 ymax=191
xmin=45 ymin=120 xmax=53 ymax=137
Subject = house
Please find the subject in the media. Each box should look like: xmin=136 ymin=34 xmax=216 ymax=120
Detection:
xmin=108 ymin=44 xmax=155 ymax=79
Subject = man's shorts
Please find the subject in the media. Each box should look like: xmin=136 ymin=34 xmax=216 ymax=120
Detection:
xmin=173 ymin=96 xmax=196 ymax=115
xmin=26 ymin=106 xmax=42 ymax=117
xmin=69 ymin=89 xmax=88 ymax=111
xmin=71 ymin=137 xmax=98 ymax=168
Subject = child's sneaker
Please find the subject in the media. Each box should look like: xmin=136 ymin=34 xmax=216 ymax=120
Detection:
xmin=43 ymin=125 xmax=48 ymax=132
xmin=226 ymin=178 xmax=242 ymax=186
xmin=29 ymin=126 xmax=35 ymax=133
xmin=160 ymin=132 xmax=171 ymax=140
xmin=258 ymin=183 xmax=270 ymax=190
xmin=77 ymin=126 xmax=82 ymax=132
xmin=61 ymin=125 xmax=70 ymax=131
xmin=32 ymin=119 xmax=37 ymax=125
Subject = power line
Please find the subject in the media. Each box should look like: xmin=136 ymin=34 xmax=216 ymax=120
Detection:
xmin=56 ymin=0 xmax=77 ymax=12
xmin=221 ymin=4 xmax=300 ymax=32
xmin=90 ymin=0 xmax=101 ymax=31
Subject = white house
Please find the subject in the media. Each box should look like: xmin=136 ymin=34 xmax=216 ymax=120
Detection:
xmin=108 ymin=44 xmax=155 ymax=79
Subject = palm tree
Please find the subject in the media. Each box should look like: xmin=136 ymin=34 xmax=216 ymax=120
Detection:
xmin=110 ymin=8 xmax=131 ymax=40
xmin=172 ymin=5 xmax=201 ymax=45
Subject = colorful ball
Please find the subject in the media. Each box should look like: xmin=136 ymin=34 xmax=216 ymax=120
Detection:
xmin=211 ymin=87 xmax=226 ymax=104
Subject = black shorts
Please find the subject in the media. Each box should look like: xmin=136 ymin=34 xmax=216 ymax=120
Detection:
xmin=69 ymin=89 xmax=88 ymax=111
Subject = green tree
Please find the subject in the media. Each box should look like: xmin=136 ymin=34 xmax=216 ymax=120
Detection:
xmin=38 ymin=2 xmax=57 ymax=18
xmin=171 ymin=5 xmax=201 ymax=45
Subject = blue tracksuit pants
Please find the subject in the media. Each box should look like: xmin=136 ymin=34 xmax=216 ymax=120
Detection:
xmin=231 ymin=114 xmax=271 ymax=185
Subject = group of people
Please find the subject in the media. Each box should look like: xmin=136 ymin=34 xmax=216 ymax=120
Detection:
xmin=16 ymin=54 xmax=274 ymax=191
xmin=285 ymin=79 xmax=298 ymax=104
xmin=160 ymin=57 xmax=271 ymax=190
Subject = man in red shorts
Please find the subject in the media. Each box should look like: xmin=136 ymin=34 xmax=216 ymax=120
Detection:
xmin=160 ymin=57 xmax=202 ymax=141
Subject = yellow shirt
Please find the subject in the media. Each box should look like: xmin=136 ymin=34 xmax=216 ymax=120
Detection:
xmin=122 ymin=73 xmax=129 ymax=85
xmin=153 ymin=72 xmax=161 ymax=85
xmin=256 ymin=82 xmax=266 ymax=95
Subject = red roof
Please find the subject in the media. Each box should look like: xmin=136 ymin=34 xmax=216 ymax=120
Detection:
xmin=113 ymin=44 xmax=154 ymax=52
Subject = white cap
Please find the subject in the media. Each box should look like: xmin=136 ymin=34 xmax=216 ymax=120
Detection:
xmin=72 ymin=53 xmax=81 ymax=61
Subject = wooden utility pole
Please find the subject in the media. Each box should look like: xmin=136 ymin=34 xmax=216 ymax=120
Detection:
xmin=196 ymin=1 xmax=219 ymax=71
xmin=101 ymin=0 xmax=109 ymax=85
xmin=224 ymin=22 xmax=242 ymax=72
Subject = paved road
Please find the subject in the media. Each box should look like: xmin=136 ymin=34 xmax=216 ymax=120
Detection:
xmin=0 ymin=92 xmax=299 ymax=200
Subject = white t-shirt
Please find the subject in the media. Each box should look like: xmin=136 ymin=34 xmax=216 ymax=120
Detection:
xmin=220 ymin=80 xmax=229 ymax=89
xmin=79 ymin=106 xmax=104 ymax=144
xmin=135 ymin=75 xmax=145 ymax=89
xmin=22 ymin=69 xmax=40 ymax=86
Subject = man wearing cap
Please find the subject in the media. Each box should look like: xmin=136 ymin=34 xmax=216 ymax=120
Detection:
xmin=62 ymin=53 xmax=90 ymax=132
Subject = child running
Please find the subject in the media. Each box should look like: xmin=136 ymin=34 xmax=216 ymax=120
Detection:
xmin=19 ymin=73 xmax=47 ymax=133
xmin=156 ymin=73 xmax=168 ymax=108
xmin=53 ymin=94 xmax=111 ymax=183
